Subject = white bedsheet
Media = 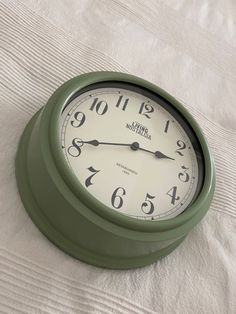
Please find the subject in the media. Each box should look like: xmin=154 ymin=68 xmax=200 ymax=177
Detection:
xmin=0 ymin=0 xmax=236 ymax=313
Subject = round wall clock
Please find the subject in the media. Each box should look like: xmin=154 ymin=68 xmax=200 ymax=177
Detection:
xmin=15 ymin=72 xmax=215 ymax=269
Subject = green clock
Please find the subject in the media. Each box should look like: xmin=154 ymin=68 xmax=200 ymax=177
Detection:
xmin=15 ymin=72 xmax=215 ymax=269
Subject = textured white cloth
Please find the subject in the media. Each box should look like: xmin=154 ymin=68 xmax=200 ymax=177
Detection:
xmin=0 ymin=0 xmax=236 ymax=313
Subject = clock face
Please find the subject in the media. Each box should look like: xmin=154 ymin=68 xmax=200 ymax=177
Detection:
xmin=60 ymin=82 xmax=204 ymax=221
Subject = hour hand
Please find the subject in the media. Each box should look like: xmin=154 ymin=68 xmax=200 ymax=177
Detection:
xmin=154 ymin=151 xmax=175 ymax=160
xmin=137 ymin=144 xmax=175 ymax=160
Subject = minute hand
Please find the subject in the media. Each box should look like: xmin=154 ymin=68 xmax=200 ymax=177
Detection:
xmin=82 ymin=140 xmax=131 ymax=147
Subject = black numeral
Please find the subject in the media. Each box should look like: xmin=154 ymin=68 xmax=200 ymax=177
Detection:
xmin=71 ymin=111 xmax=86 ymax=128
xmin=85 ymin=166 xmax=100 ymax=187
xmin=67 ymin=138 xmax=83 ymax=157
xmin=176 ymin=140 xmax=186 ymax=156
xmin=178 ymin=166 xmax=190 ymax=183
xmin=166 ymin=186 xmax=180 ymax=205
xmin=116 ymin=95 xmax=129 ymax=111
xmin=90 ymin=97 xmax=108 ymax=115
xmin=111 ymin=187 xmax=126 ymax=209
xmin=141 ymin=193 xmax=155 ymax=215
xmin=164 ymin=120 xmax=170 ymax=133
xmin=139 ymin=102 xmax=154 ymax=119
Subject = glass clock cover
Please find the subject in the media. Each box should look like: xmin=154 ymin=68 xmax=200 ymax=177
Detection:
xmin=60 ymin=82 xmax=204 ymax=221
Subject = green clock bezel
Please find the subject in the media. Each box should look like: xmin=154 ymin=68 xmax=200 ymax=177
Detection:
xmin=46 ymin=72 xmax=213 ymax=231
xmin=15 ymin=71 xmax=215 ymax=269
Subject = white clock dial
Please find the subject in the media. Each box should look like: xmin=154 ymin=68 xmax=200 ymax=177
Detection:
xmin=60 ymin=83 xmax=204 ymax=221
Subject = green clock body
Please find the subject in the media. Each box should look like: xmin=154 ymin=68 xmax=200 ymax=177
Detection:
xmin=15 ymin=72 xmax=215 ymax=269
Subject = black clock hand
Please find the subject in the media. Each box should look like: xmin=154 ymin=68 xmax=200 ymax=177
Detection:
xmin=81 ymin=139 xmax=131 ymax=147
xmin=132 ymin=142 xmax=175 ymax=160
xmin=79 ymin=140 xmax=175 ymax=160
xmin=155 ymin=151 xmax=175 ymax=160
